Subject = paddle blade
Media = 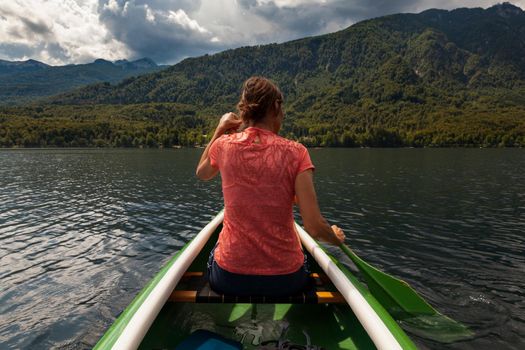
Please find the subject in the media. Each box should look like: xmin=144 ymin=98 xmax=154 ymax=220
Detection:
xmin=340 ymin=244 xmax=435 ymax=317
xmin=340 ymin=245 xmax=473 ymax=342
xmin=399 ymin=314 xmax=474 ymax=343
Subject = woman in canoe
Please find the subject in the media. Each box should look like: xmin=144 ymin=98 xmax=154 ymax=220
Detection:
xmin=196 ymin=76 xmax=345 ymax=296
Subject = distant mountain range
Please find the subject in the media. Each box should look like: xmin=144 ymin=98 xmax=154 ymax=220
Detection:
xmin=1 ymin=3 xmax=524 ymax=148
xmin=0 ymin=58 xmax=164 ymax=104
xmin=0 ymin=59 xmax=50 ymax=75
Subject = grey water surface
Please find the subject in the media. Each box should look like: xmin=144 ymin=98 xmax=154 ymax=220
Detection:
xmin=0 ymin=148 xmax=523 ymax=349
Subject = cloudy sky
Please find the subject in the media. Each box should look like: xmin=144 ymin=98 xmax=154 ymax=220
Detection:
xmin=0 ymin=0 xmax=523 ymax=65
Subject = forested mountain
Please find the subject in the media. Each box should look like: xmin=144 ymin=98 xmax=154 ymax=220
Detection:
xmin=0 ymin=58 xmax=163 ymax=105
xmin=1 ymin=3 xmax=524 ymax=147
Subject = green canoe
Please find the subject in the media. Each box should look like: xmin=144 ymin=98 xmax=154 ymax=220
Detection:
xmin=94 ymin=210 xmax=417 ymax=349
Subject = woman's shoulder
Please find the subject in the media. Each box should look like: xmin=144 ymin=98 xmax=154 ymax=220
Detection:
xmin=273 ymin=134 xmax=308 ymax=152
xmin=215 ymin=133 xmax=240 ymax=145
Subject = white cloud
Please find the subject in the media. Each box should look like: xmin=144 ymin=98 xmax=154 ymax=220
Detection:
xmin=145 ymin=5 xmax=155 ymax=22
xmin=97 ymin=1 xmax=220 ymax=63
xmin=256 ymin=0 xmax=327 ymax=7
xmin=192 ymin=0 xmax=273 ymax=46
xmin=0 ymin=0 xmax=129 ymax=65
xmin=103 ymin=0 xmax=120 ymax=13
xmin=167 ymin=9 xmax=209 ymax=34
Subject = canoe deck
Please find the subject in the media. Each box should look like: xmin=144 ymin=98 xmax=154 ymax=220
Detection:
xmin=140 ymin=301 xmax=376 ymax=349
xmin=137 ymin=226 xmax=376 ymax=349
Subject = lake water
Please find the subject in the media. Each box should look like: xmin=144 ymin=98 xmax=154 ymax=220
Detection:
xmin=0 ymin=148 xmax=523 ymax=349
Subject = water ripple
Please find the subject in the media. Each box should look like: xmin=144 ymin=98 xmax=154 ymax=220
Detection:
xmin=0 ymin=149 xmax=222 ymax=348
xmin=0 ymin=148 xmax=523 ymax=349
xmin=311 ymin=148 xmax=525 ymax=349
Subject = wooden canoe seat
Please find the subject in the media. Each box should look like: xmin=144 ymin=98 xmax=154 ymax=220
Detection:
xmin=168 ymin=272 xmax=345 ymax=304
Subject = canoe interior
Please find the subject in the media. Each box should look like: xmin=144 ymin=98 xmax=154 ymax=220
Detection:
xmin=138 ymin=225 xmax=376 ymax=350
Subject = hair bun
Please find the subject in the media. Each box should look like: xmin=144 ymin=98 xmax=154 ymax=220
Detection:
xmin=237 ymin=76 xmax=282 ymax=123
xmin=239 ymin=102 xmax=259 ymax=113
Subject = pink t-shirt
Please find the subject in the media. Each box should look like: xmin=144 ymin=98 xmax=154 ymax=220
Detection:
xmin=209 ymin=127 xmax=315 ymax=275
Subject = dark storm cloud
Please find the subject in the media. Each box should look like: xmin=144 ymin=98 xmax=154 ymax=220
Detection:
xmin=0 ymin=41 xmax=70 ymax=64
xmin=19 ymin=17 xmax=53 ymax=37
xmin=97 ymin=0 xmax=224 ymax=63
xmin=238 ymin=0 xmax=422 ymax=40
xmin=1 ymin=4 xmax=69 ymax=58
xmin=0 ymin=42 xmax=40 ymax=59
xmin=0 ymin=6 xmax=53 ymax=39
xmin=45 ymin=42 xmax=71 ymax=62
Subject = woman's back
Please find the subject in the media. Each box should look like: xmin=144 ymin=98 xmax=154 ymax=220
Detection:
xmin=196 ymin=76 xmax=344 ymax=296
xmin=209 ymin=126 xmax=314 ymax=275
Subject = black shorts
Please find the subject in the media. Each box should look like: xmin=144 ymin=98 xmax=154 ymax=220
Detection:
xmin=207 ymin=247 xmax=311 ymax=297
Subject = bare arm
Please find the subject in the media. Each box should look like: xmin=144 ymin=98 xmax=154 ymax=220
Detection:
xmin=295 ymin=170 xmax=345 ymax=245
xmin=196 ymin=112 xmax=242 ymax=181
xmin=195 ymin=129 xmax=222 ymax=181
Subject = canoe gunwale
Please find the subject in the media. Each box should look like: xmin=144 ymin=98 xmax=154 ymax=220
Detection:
xmin=295 ymin=223 xmax=417 ymax=350
xmin=94 ymin=210 xmax=224 ymax=350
